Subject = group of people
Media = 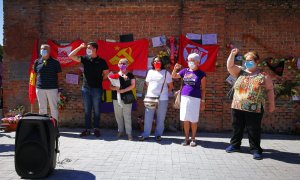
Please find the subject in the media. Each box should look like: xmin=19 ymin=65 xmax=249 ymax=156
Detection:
xmin=34 ymin=42 xmax=275 ymax=160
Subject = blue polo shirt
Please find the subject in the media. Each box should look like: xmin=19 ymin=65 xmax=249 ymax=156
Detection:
xmin=34 ymin=57 xmax=62 ymax=89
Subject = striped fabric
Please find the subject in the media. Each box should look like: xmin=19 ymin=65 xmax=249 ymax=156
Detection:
xmin=34 ymin=57 xmax=62 ymax=89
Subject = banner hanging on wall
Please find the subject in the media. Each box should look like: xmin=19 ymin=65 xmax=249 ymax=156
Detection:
xmin=178 ymin=35 xmax=219 ymax=72
xmin=47 ymin=39 xmax=86 ymax=67
xmin=97 ymin=39 xmax=148 ymax=71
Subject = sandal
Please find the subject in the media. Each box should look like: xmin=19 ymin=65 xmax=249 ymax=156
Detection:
xmin=190 ymin=140 xmax=197 ymax=147
xmin=181 ymin=140 xmax=189 ymax=146
xmin=128 ymin=135 xmax=133 ymax=141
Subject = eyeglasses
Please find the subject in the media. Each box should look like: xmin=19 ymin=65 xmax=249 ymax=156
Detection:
xmin=118 ymin=63 xmax=127 ymax=65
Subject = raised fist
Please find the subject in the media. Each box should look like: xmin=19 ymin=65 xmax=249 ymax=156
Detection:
xmin=231 ymin=48 xmax=239 ymax=56
xmin=174 ymin=63 xmax=182 ymax=70
xmin=80 ymin=43 xmax=87 ymax=48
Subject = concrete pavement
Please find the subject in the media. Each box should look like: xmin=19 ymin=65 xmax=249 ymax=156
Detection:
xmin=0 ymin=128 xmax=300 ymax=180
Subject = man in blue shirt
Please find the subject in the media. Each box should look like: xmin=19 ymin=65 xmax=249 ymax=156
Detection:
xmin=34 ymin=44 xmax=62 ymax=120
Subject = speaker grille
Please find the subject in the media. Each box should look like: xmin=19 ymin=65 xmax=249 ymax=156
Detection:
xmin=16 ymin=141 xmax=47 ymax=175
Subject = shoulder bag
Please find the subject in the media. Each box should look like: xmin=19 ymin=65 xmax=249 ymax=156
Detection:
xmin=143 ymin=70 xmax=167 ymax=109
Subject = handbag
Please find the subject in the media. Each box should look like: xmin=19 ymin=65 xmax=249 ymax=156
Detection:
xmin=226 ymin=86 xmax=235 ymax=100
xmin=143 ymin=96 xmax=160 ymax=109
xmin=122 ymin=92 xmax=136 ymax=104
xmin=227 ymin=69 xmax=244 ymax=100
xmin=173 ymin=79 xmax=183 ymax=109
xmin=143 ymin=70 xmax=167 ymax=109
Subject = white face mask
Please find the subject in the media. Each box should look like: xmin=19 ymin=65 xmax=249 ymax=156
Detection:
xmin=188 ymin=61 xmax=196 ymax=69
xmin=86 ymin=49 xmax=93 ymax=56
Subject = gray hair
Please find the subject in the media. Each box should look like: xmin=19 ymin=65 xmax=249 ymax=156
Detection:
xmin=119 ymin=58 xmax=128 ymax=65
xmin=41 ymin=44 xmax=50 ymax=49
xmin=188 ymin=53 xmax=200 ymax=62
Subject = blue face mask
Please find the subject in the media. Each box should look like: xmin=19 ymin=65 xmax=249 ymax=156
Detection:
xmin=40 ymin=49 xmax=48 ymax=57
xmin=245 ymin=60 xmax=255 ymax=69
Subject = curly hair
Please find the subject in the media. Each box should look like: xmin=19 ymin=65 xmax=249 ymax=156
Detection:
xmin=151 ymin=56 xmax=165 ymax=70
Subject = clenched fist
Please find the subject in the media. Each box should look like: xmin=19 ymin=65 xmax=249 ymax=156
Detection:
xmin=80 ymin=43 xmax=87 ymax=48
xmin=231 ymin=48 xmax=239 ymax=56
xmin=174 ymin=63 xmax=182 ymax=70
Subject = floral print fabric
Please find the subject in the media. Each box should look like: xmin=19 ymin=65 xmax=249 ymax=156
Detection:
xmin=232 ymin=71 xmax=267 ymax=113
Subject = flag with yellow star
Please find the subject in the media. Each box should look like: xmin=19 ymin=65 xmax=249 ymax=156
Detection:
xmin=28 ymin=39 xmax=38 ymax=105
xmin=97 ymin=39 xmax=148 ymax=71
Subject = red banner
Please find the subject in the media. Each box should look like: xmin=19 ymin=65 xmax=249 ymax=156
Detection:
xmin=178 ymin=35 xmax=219 ymax=72
xmin=97 ymin=39 xmax=148 ymax=71
xmin=47 ymin=40 xmax=86 ymax=68
xmin=28 ymin=39 xmax=38 ymax=105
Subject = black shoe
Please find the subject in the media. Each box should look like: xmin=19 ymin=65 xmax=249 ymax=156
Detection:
xmin=155 ymin=136 xmax=162 ymax=141
xmin=94 ymin=128 xmax=101 ymax=137
xmin=253 ymin=152 xmax=263 ymax=160
xmin=80 ymin=129 xmax=91 ymax=137
xmin=225 ymin=145 xmax=241 ymax=153
xmin=138 ymin=135 xmax=145 ymax=141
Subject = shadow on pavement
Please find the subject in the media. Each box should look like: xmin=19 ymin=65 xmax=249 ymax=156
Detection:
xmin=59 ymin=131 xmax=121 ymax=142
xmin=45 ymin=169 xmax=96 ymax=180
xmin=263 ymin=149 xmax=300 ymax=164
xmin=200 ymin=140 xmax=300 ymax=164
xmin=0 ymin=132 xmax=14 ymax=138
xmin=0 ymin=144 xmax=14 ymax=154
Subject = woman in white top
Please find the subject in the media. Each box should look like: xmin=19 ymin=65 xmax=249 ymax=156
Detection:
xmin=139 ymin=56 xmax=173 ymax=141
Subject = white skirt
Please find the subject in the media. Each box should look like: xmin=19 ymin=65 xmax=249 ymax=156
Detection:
xmin=180 ymin=95 xmax=201 ymax=123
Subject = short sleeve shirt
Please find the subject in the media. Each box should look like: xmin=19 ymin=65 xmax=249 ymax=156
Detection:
xmin=81 ymin=56 xmax=109 ymax=89
xmin=112 ymin=72 xmax=135 ymax=100
xmin=145 ymin=69 xmax=172 ymax=100
xmin=232 ymin=71 xmax=267 ymax=113
xmin=34 ymin=57 xmax=62 ymax=89
xmin=178 ymin=68 xmax=206 ymax=98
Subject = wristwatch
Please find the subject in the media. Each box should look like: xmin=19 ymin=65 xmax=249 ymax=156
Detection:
xmin=201 ymin=100 xmax=205 ymax=102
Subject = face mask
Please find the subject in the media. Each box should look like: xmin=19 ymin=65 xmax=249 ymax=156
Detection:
xmin=40 ymin=49 xmax=48 ymax=57
xmin=154 ymin=62 xmax=161 ymax=69
xmin=118 ymin=64 xmax=127 ymax=71
xmin=245 ymin=60 xmax=255 ymax=69
xmin=86 ymin=49 xmax=93 ymax=56
xmin=188 ymin=61 xmax=196 ymax=69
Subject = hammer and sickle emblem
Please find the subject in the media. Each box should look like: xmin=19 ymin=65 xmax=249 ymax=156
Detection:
xmin=109 ymin=47 xmax=134 ymax=65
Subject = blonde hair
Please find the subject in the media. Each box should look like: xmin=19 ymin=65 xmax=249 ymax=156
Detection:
xmin=244 ymin=51 xmax=260 ymax=61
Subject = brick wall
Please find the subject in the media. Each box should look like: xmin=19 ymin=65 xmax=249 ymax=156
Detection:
xmin=3 ymin=0 xmax=300 ymax=133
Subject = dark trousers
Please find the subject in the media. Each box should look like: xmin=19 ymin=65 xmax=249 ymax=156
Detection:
xmin=230 ymin=109 xmax=264 ymax=154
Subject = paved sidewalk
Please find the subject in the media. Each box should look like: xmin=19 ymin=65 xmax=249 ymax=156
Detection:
xmin=0 ymin=128 xmax=300 ymax=180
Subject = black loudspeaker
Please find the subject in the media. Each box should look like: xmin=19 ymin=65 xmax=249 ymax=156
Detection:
xmin=15 ymin=114 xmax=60 ymax=179
xmin=120 ymin=34 xmax=134 ymax=42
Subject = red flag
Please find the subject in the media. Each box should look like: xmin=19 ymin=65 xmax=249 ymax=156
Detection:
xmin=178 ymin=35 xmax=219 ymax=72
xmin=102 ymin=80 xmax=111 ymax=90
xmin=97 ymin=39 xmax=148 ymax=71
xmin=28 ymin=39 xmax=38 ymax=105
xmin=47 ymin=39 xmax=86 ymax=68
